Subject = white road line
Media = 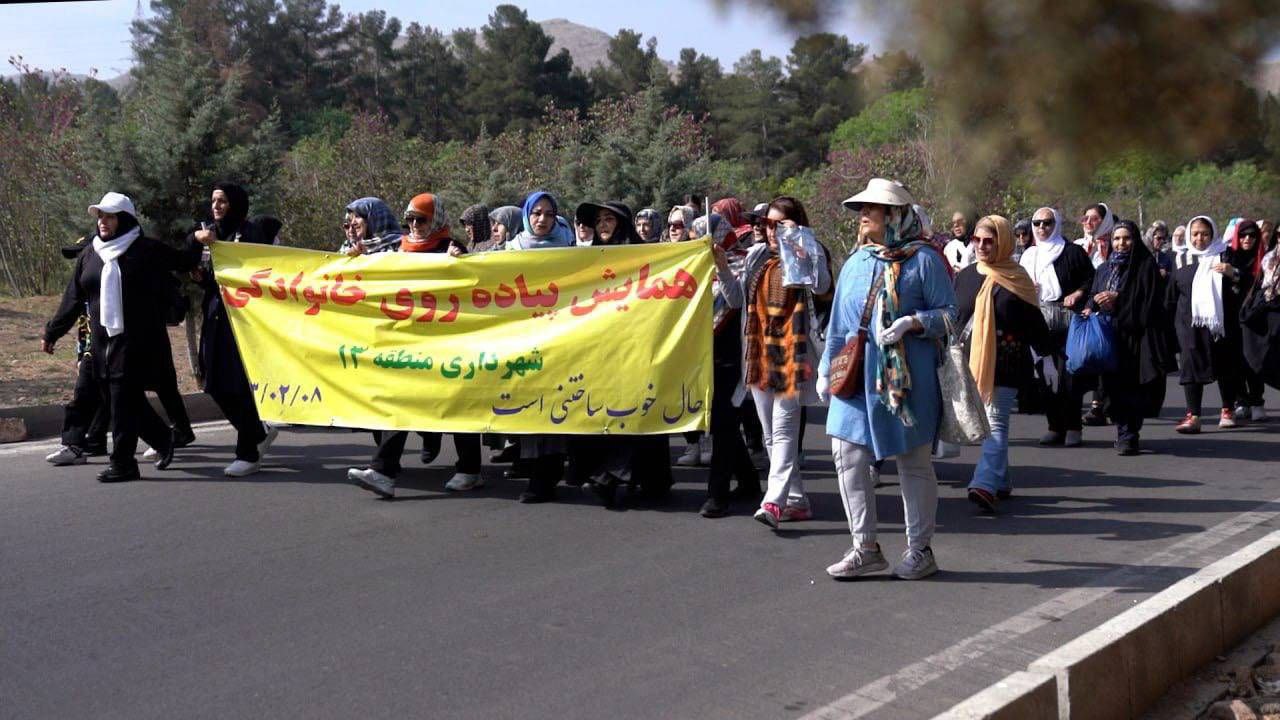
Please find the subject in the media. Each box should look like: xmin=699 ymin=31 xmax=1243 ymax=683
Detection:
xmin=0 ymin=420 xmax=233 ymax=457
xmin=799 ymin=499 xmax=1280 ymax=720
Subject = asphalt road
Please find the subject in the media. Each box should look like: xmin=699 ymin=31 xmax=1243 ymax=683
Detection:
xmin=2 ymin=379 xmax=1278 ymax=720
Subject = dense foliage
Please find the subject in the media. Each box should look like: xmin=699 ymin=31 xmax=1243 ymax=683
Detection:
xmin=3 ymin=0 xmax=1280 ymax=293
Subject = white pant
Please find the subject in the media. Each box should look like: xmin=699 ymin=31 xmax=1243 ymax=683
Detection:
xmin=831 ymin=439 xmax=937 ymax=551
xmin=750 ymin=387 xmax=807 ymax=508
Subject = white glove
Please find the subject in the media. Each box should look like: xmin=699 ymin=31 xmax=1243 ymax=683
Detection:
xmin=878 ymin=315 xmax=916 ymax=345
xmin=1041 ymin=355 xmax=1060 ymax=393
xmin=816 ymin=374 xmax=830 ymax=403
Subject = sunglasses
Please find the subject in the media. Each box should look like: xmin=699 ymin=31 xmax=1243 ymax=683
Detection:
xmin=1032 ymin=219 xmax=1055 ymax=228
xmin=406 ymin=216 xmax=429 ymax=225
xmin=669 ymin=222 xmax=685 ymax=230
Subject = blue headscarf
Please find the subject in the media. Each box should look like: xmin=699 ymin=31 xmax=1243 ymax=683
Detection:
xmin=509 ymin=190 xmax=574 ymax=250
xmin=343 ymin=197 xmax=403 ymax=254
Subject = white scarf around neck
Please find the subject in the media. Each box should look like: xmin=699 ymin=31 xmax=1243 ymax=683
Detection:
xmin=1185 ymin=215 xmax=1226 ymax=339
xmin=1021 ymin=207 xmax=1065 ymax=303
xmin=92 ymin=227 xmax=141 ymax=337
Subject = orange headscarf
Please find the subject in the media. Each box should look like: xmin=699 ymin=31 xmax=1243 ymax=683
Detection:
xmin=400 ymin=193 xmax=452 ymax=253
xmin=970 ymin=215 xmax=1040 ymax=404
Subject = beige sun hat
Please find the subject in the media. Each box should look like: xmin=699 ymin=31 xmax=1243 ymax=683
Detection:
xmin=841 ymin=178 xmax=915 ymax=211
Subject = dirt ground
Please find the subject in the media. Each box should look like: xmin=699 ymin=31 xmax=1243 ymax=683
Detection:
xmin=0 ymin=295 xmax=201 ymax=409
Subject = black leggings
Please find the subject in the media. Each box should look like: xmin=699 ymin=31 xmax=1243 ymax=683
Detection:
xmin=1183 ymin=380 xmax=1239 ymax=416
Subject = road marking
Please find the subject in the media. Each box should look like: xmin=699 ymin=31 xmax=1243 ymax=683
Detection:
xmin=0 ymin=420 xmax=233 ymax=457
xmin=799 ymin=497 xmax=1280 ymax=720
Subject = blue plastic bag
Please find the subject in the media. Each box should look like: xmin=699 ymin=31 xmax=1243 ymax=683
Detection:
xmin=1065 ymin=313 xmax=1118 ymax=374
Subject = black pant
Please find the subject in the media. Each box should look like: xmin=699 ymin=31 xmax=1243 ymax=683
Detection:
xmin=371 ymin=432 xmax=480 ymax=478
xmin=105 ymin=373 xmax=172 ymax=471
xmin=707 ymin=362 xmax=759 ymax=502
xmin=1104 ymin=374 xmax=1143 ymax=445
xmin=1046 ymin=356 xmax=1089 ymax=433
xmin=1241 ymin=368 xmax=1266 ymax=407
xmin=739 ymin=395 xmax=764 ymax=450
xmin=1183 ymin=376 xmax=1240 ymax=416
xmin=207 ymin=388 xmax=266 ymax=462
xmin=152 ymin=375 xmax=191 ymax=432
xmin=526 ymin=453 xmax=565 ymax=497
xmin=61 ymin=358 xmax=102 ymax=450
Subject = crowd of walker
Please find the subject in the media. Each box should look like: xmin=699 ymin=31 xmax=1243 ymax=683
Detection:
xmin=40 ymin=176 xmax=1280 ymax=581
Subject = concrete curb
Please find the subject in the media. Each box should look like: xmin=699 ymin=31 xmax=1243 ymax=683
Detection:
xmin=935 ymin=530 xmax=1280 ymax=720
xmin=0 ymin=392 xmax=224 ymax=442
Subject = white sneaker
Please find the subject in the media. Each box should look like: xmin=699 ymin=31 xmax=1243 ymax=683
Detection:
xmin=45 ymin=445 xmax=86 ymax=466
xmin=257 ymin=424 xmax=280 ymax=457
xmin=224 ymin=459 xmax=261 ymax=477
xmin=698 ymin=435 xmax=713 ymax=465
xmin=826 ymin=545 xmax=889 ymax=579
xmin=894 ymin=547 xmax=939 ymax=580
xmin=1251 ymin=406 xmax=1268 ymax=422
xmin=348 ymin=467 xmax=395 ymax=498
xmin=142 ymin=447 xmax=159 ymax=460
xmin=1064 ymin=430 xmax=1083 ymax=447
xmin=445 ymin=472 xmax=485 ymax=491
xmin=675 ymin=442 xmax=700 ymax=467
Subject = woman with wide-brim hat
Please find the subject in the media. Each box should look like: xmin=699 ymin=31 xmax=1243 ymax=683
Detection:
xmin=817 ymin=178 xmax=956 ymax=581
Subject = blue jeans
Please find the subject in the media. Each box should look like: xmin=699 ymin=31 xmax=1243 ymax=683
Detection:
xmin=969 ymin=386 xmax=1017 ymax=495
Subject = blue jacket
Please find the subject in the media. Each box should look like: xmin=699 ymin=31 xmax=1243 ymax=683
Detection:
xmin=818 ymin=245 xmax=956 ymax=460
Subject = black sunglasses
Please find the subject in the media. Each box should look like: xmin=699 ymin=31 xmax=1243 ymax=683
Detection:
xmin=1032 ymin=219 xmax=1056 ymax=228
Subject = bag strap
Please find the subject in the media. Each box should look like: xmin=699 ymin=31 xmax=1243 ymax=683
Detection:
xmin=857 ymin=270 xmax=886 ymax=331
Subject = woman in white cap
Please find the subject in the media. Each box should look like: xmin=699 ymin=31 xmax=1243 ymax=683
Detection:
xmin=817 ymin=178 xmax=956 ymax=580
xmin=42 ymin=192 xmax=203 ymax=482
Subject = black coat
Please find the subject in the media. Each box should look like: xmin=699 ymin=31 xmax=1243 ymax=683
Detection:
xmin=1087 ymin=250 xmax=1173 ymax=386
xmin=954 ymin=266 xmax=1053 ymax=390
xmin=194 ymin=219 xmax=270 ymax=396
xmin=1042 ymin=243 xmax=1095 ymax=350
xmin=45 ymin=235 xmax=202 ymax=382
xmin=1166 ymin=249 xmax=1250 ymax=384
xmin=1241 ymin=269 xmax=1280 ymax=390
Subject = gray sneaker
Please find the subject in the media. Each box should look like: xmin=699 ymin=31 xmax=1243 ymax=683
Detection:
xmin=46 ymin=445 xmax=86 ymax=466
xmin=349 ymin=467 xmax=395 ymax=498
xmin=893 ymin=547 xmax=938 ymax=580
xmin=826 ymin=545 xmax=889 ymax=579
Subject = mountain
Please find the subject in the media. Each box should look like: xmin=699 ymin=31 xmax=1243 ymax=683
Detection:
xmin=539 ymin=18 xmax=676 ymax=76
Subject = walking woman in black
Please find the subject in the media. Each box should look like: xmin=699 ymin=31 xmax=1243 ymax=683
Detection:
xmin=42 ymin=192 xmax=202 ymax=481
xmin=1018 ymin=207 xmax=1095 ymax=447
xmin=1167 ymin=215 xmax=1251 ymax=433
xmin=1083 ymin=220 xmax=1171 ymax=455
xmin=190 ymin=182 xmax=278 ymax=476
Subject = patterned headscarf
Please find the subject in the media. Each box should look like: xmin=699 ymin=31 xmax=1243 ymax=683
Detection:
xmin=460 ymin=204 xmax=491 ymax=250
xmin=859 ymin=203 xmax=930 ymax=425
xmin=666 ymin=205 xmax=696 ymax=241
xmin=342 ymin=197 xmax=402 ymax=254
xmin=634 ymin=208 xmax=664 ymax=242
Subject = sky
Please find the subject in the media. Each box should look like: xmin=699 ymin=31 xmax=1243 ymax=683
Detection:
xmin=0 ymin=0 xmax=885 ymax=80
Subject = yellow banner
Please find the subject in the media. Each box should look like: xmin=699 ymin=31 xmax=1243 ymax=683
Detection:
xmin=211 ymin=240 xmax=713 ymax=434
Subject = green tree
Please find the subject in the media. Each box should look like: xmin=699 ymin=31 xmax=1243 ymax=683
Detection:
xmin=464 ymin=5 xmax=587 ymax=135
xmin=340 ymin=10 xmax=402 ymax=118
xmin=778 ymin=33 xmax=866 ymax=173
xmin=589 ymin=29 xmax=659 ymax=99
xmin=114 ymin=24 xmax=284 ymax=242
xmin=394 ymin=23 xmax=465 ymax=141
xmin=829 ymin=87 xmax=929 ymax=153
xmin=714 ymin=50 xmax=787 ymax=179
xmin=667 ymin=48 xmax=722 ymax=119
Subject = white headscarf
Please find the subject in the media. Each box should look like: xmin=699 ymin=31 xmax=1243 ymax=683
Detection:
xmin=1020 ymin=207 xmax=1066 ymax=303
xmin=1076 ymin=202 xmax=1115 ymax=268
xmin=1185 ymin=215 xmax=1228 ymax=339
xmin=92 ymin=225 xmax=142 ymax=337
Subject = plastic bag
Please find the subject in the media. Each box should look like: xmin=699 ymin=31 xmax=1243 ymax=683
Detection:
xmin=777 ymin=225 xmax=819 ymax=288
xmin=1065 ymin=313 xmax=1118 ymax=375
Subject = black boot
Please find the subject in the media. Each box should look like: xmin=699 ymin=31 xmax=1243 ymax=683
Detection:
xmin=97 ymin=464 xmax=140 ymax=483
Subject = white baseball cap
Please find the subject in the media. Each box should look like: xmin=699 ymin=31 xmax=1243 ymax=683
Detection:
xmin=87 ymin=192 xmax=137 ymax=218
